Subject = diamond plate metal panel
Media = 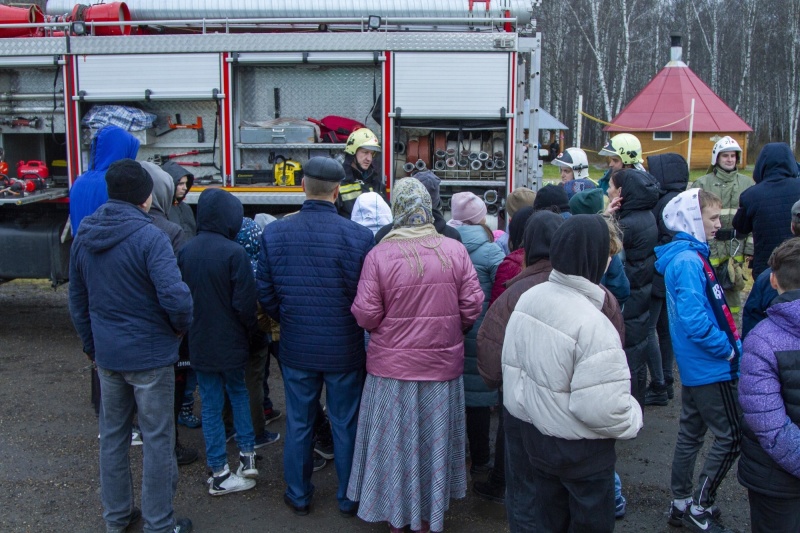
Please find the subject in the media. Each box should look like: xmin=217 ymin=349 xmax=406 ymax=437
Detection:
xmin=185 ymin=190 xmax=305 ymax=205
xmin=0 ymin=66 xmax=67 ymax=134
xmin=67 ymin=31 xmax=510 ymax=55
xmin=0 ymin=38 xmax=66 ymax=57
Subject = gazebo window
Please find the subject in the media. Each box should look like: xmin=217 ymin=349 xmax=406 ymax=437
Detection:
xmin=653 ymin=131 xmax=672 ymax=141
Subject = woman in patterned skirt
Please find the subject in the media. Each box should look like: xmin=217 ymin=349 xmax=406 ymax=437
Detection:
xmin=348 ymin=177 xmax=485 ymax=532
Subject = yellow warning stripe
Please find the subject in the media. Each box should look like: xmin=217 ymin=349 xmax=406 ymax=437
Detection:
xmin=582 ymin=137 xmax=690 ymax=156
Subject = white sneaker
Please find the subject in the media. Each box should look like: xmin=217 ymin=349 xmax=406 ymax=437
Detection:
xmin=237 ymin=451 xmax=259 ymax=479
xmin=207 ymin=464 xmax=256 ymax=496
xmin=131 ymin=427 xmax=143 ymax=446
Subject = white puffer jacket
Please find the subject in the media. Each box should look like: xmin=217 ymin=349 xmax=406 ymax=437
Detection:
xmin=502 ymin=270 xmax=643 ymax=440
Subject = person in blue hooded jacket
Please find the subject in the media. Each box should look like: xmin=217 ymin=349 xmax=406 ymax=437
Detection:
xmin=655 ymin=189 xmax=742 ymax=533
xmin=69 ymin=125 xmax=140 ymax=234
xmin=733 ymin=143 xmax=800 ymax=279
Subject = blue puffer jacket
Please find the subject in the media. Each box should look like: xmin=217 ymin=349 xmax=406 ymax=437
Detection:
xmin=68 ymin=200 xmax=192 ymax=372
xmin=69 ymin=126 xmax=140 ymax=234
xmin=256 ymin=200 xmax=374 ymax=373
xmin=655 ymin=233 xmax=740 ymax=386
xmin=179 ymin=189 xmax=259 ymax=373
xmin=458 ymin=224 xmax=505 ymax=406
xmin=733 ymin=143 xmax=800 ymax=278
xmin=742 ymin=268 xmax=778 ymax=339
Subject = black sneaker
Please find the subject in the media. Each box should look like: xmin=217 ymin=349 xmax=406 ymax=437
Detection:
xmin=665 ymin=378 xmax=675 ymax=400
xmin=263 ymin=408 xmax=283 ymax=426
xmin=314 ymin=439 xmax=334 ymax=460
xmin=254 ymin=430 xmax=280 ymax=449
xmin=313 ymin=456 xmax=327 ymax=472
xmin=473 ymin=480 xmax=505 ymax=504
xmin=207 ymin=464 xmax=256 ymax=496
xmin=644 ymin=382 xmax=669 ymax=406
xmin=682 ymin=508 xmax=731 ymax=533
xmin=124 ymin=506 xmax=142 ymax=529
xmin=669 ymin=503 xmax=722 ymax=528
xmin=176 ymin=443 xmax=199 ymax=466
xmin=173 ymin=517 xmax=193 ymax=533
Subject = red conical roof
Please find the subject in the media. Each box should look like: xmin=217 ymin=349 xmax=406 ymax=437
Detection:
xmin=604 ymin=62 xmax=752 ymax=132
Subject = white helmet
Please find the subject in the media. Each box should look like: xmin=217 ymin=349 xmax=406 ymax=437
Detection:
xmin=711 ymin=136 xmax=742 ymax=166
xmin=551 ymin=147 xmax=590 ymax=180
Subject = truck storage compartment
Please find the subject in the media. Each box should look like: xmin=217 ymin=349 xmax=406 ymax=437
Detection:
xmin=0 ymin=209 xmax=70 ymax=285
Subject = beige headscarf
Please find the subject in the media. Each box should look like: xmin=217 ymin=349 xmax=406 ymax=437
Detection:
xmin=384 ymin=178 xmax=451 ymax=276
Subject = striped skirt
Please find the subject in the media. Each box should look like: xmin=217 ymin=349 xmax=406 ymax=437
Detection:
xmin=347 ymin=374 xmax=467 ymax=532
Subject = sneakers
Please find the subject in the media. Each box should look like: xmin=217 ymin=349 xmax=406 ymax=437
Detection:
xmin=615 ymin=495 xmax=627 ymax=519
xmin=208 ymin=464 xmax=256 ymax=496
xmin=178 ymin=407 xmax=202 ymax=429
xmin=644 ymin=382 xmax=669 ymax=406
xmin=682 ymin=507 xmax=731 ymax=533
xmin=173 ymin=518 xmax=193 ymax=533
xmin=254 ymin=430 xmax=281 ymax=449
xmin=263 ymin=408 xmax=283 ymax=426
xmin=313 ymin=456 xmax=327 ymax=472
xmin=237 ymin=451 xmax=259 ymax=478
xmin=473 ymin=480 xmax=505 ymax=504
xmin=131 ymin=427 xmax=143 ymax=446
xmin=666 ymin=378 xmax=675 ymax=400
xmin=470 ymin=462 xmax=492 ymax=477
xmin=668 ymin=501 xmax=722 ymax=527
xmin=314 ymin=439 xmax=334 ymax=460
xmin=176 ymin=443 xmax=199 ymax=466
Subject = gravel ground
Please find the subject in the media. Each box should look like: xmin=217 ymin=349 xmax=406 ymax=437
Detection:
xmin=0 ymin=280 xmax=751 ymax=532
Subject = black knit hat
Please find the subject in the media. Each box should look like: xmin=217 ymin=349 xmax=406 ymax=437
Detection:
xmin=303 ymin=157 xmax=345 ymax=182
xmin=533 ymin=184 xmax=570 ymax=213
xmin=508 ymin=206 xmax=535 ymax=252
xmin=105 ymin=159 xmax=153 ymax=205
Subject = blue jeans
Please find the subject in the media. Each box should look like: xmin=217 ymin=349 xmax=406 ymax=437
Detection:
xmin=504 ymin=408 xmax=536 ymax=533
xmin=98 ymin=365 xmax=177 ymax=533
xmin=196 ymin=368 xmax=254 ymax=471
xmin=262 ymin=341 xmax=277 ymax=411
xmin=281 ymin=363 xmax=364 ymax=512
xmin=181 ymin=369 xmax=197 ymax=409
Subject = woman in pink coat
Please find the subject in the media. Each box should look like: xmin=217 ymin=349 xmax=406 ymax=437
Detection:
xmin=347 ymin=177 xmax=485 ymax=533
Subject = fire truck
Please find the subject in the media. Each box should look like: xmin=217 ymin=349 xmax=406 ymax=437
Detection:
xmin=0 ymin=0 xmax=544 ymax=286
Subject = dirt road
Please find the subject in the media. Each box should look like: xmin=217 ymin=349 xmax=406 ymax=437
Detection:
xmin=0 ymin=280 xmax=750 ymax=532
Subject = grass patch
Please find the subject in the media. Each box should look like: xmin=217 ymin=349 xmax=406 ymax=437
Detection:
xmin=540 ymin=163 xmax=751 ymax=186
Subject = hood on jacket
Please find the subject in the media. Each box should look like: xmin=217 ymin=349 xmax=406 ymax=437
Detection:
xmin=78 ymin=200 xmax=151 ymax=253
xmin=766 ymin=290 xmax=800 ymax=334
xmin=647 ymin=153 xmax=689 ymax=193
xmin=752 ymin=143 xmax=799 ymax=184
xmin=508 ymin=206 xmax=535 ymax=251
xmin=89 ymin=125 xmax=140 ymax=172
xmin=140 ymin=161 xmax=174 ymax=216
xmin=615 ymin=169 xmax=660 ymax=213
xmin=550 ymin=214 xmax=609 ymax=285
xmin=661 ymin=189 xmax=707 ymax=243
xmin=196 ymin=188 xmax=243 ymax=240
xmin=161 ymin=161 xmax=195 ymax=202
xmin=236 ymin=216 xmax=262 ymax=275
xmin=351 ymin=191 xmax=392 ymax=235
xmin=654 ymin=232 xmax=709 ymax=275
xmin=458 ymin=223 xmax=493 ymax=254
xmin=523 ymin=210 xmax=563 ymax=265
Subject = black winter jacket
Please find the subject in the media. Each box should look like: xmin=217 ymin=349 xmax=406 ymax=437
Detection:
xmin=733 ymin=143 xmax=800 ymax=278
xmin=162 ymin=161 xmax=198 ymax=238
xmin=337 ymin=154 xmax=385 ymax=218
xmin=178 ymin=189 xmax=259 ymax=373
xmin=648 ymin=153 xmax=689 ymax=298
xmin=615 ymin=169 xmax=659 ymax=347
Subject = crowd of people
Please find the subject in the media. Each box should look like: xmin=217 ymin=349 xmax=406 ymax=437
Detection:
xmin=66 ymin=125 xmax=800 ymax=533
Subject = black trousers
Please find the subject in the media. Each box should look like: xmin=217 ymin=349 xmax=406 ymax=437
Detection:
xmin=748 ymin=489 xmax=800 ymax=533
xmin=466 ymin=406 xmax=491 ymax=467
xmin=531 ymin=464 xmax=616 ymax=533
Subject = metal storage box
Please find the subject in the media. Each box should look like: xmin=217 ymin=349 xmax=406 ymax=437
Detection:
xmin=240 ymin=124 xmax=316 ymax=144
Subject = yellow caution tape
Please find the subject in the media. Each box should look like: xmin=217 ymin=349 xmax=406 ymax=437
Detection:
xmin=580 ymin=110 xmax=694 ymax=131
xmin=582 ymin=137 xmax=689 ymax=156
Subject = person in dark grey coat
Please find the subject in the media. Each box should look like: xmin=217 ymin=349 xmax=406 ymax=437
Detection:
xmin=162 ymin=161 xmax=197 ymax=238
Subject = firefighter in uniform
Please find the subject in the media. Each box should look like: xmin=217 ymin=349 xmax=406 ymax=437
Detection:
xmin=337 ymin=128 xmax=383 ymax=218
xmin=691 ymin=136 xmax=754 ymax=316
